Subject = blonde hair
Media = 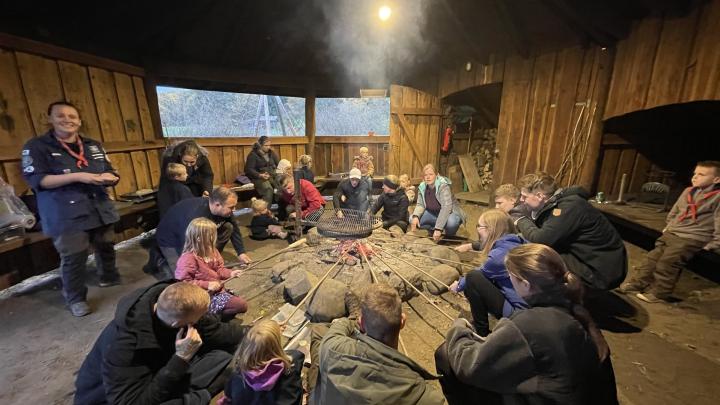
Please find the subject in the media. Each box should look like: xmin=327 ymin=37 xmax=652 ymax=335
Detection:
xmin=277 ymin=159 xmax=292 ymax=175
xmin=384 ymin=174 xmax=399 ymax=185
xmin=477 ymin=209 xmax=515 ymax=256
xmin=251 ymin=197 xmax=268 ymax=213
xmin=518 ymin=172 xmax=557 ymax=196
xmin=494 ymin=183 xmax=520 ymax=201
xmin=279 ymin=174 xmax=294 ymax=188
xmin=166 ymin=163 xmax=187 ymax=179
xmin=422 ymin=164 xmax=436 ymax=174
xmin=157 ymin=283 xmax=210 ymax=320
xmin=398 ymin=174 xmax=410 ymax=187
xmin=182 ymin=218 xmax=218 ymax=259
xmin=299 ymin=154 xmax=312 ymax=166
xmin=360 ymin=146 xmax=369 ymax=154
xmin=234 ymin=319 xmax=291 ymax=373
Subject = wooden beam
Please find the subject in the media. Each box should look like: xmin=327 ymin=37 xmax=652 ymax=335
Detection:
xmin=315 ymin=136 xmax=390 ymax=144
xmin=305 ymin=92 xmax=316 ymax=154
xmin=393 ymin=112 xmax=425 ymax=168
xmin=390 ymin=106 xmax=444 ymax=116
xmin=0 ymin=33 xmax=144 ymax=76
xmin=0 ymin=140 xmax=167 ymax=162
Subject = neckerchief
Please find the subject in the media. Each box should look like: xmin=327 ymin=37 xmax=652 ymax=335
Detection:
xmin=55 ymin=133 xmax=89 ymax=168
xmin=676 ymin=185 xmax=720 ymax=223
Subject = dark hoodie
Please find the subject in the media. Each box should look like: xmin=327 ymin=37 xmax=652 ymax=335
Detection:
xmin=160 ymin=140 xmax=214 ymax=197
xmin=516 ymin=186 xmax=627 ymax=290
xmin=74 ymin=281 xmax=248 ymax=405
xmin=245 ymin=144 xmax=280 ymax=180
xmin=222 ymin=350 xmax=304 ymax=405
xmin=371 ymin=188 xmax=410 ymax=228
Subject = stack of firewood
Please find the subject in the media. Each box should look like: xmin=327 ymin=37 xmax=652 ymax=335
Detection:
xmin=469 ymin=128 xmax=497 ymax=189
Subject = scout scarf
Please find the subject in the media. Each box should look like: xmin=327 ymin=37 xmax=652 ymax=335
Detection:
xmin=55 ymin=133 xmax=89 ymax=168
xmin=676 ymin=185 xmax=720 ymax=223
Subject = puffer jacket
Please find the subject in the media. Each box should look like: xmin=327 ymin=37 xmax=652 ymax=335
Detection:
xmin=371 ymin=187 xmax=410 ymax=223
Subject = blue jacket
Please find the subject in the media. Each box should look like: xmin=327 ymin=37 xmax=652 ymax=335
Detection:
xmin=155 ymin=197 xmax=245 ymax=254
xmin=21 ymin=131 xmax=119 ymax=237
xmin=458 ymin=234 xmax=528 ymax=314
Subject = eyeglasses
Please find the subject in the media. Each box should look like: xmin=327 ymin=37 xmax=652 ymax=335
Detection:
xmin=476 ymin=225 xmax=487 ymax=229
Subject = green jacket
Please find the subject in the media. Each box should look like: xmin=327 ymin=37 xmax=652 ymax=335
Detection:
xmin=312 ymin=318 xmax=445 ymax=405
xmin=412 ymin=176 xmax=465 ymax=231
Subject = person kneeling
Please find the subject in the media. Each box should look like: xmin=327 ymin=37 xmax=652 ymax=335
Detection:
xmin=435 ymin=244 xmax=617 ymax=405
xmin=176 ymin=218 xmax=248 ymax=316
xmin=409 ymin=164 xmax=465 ymax=241
xmin=75 ymin=282 xmax=249 ymax=405
xmin=312 ymin=283 xmax=444 ymax=405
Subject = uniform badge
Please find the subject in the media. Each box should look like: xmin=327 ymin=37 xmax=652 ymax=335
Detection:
xmin=23 ymin=165 xmax=34 ymax=173
xmin=89 ymin=145 xmax=100 ymax=153
xmin=22 ymin=149 xmax=30 ymax=156
xmin=22 ymin=156 xmax=33 ymax=166
xmin=552 ymin=208 xmax=562 ymax=217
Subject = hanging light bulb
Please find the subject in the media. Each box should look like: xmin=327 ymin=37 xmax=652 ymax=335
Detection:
xmin=379 ymin=5 xmax=392 ymax=21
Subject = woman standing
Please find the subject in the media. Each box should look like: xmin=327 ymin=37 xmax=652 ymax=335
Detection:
xmin=21 ymin=101 xmax=121 ymax=317
xmin=160 ymin=139 xmax=214 ymax=197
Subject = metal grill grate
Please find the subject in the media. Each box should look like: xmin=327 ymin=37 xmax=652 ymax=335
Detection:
xmin=303 ymin=208 xmax=382 ymax=239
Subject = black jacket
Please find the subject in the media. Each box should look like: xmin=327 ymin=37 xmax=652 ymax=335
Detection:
xmin=157 ymin=179 xmax=193 ymax=218
xmin=74 ymin=281 xmax=248 ymax=405
xmin=245 ymin=144 xmax=280 ymax=180
xmin=333 ymin=178 xmax=370 ymax=211
xmin=161 ymin=141 xmax=214 ymax=197
xmin=156 ymin=197 xmax=246 ymax=255
xmin=371 ymin=188 xmax=409 ymax=224
xmin=249 ymin=214 xmax=281 ymax=240
xmin=223 ymin=350 xmax=304 ymax=405
xmin=516 ymin=187 xmax=627 ymax=290
xmin=297 ymin=166 xmax=315 ymax=183
xmin=444 ymin=291 xmax=618 ymax=405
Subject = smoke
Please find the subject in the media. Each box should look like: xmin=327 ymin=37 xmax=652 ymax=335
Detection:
xmin=316 ymin=0 xmax=435 ymax=91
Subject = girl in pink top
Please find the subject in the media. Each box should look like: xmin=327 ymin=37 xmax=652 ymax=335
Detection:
xmin=175 ymin=218 xmax=248 ymax=315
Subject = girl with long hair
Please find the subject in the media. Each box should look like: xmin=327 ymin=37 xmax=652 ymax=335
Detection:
xmin=175 ymin=218 xmax=248 ymax=315
xmin=449 ymin=209 xmax=527 ymax=335
xmin=436 ymin=243 xmax=617 ymax=405
xmin=220 ymin=319 xmax=304 ymax=405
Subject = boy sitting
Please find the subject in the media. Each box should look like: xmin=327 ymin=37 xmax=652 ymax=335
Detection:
xmin=620 ymin=160 xmax=720 ymax=303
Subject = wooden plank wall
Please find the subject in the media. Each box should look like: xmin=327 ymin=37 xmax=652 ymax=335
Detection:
xmin=595 ymin=134 xmax=664 ymax=198
xmin=493 ymin=46 xmax=614 ymax=189
xmin=437 ymin=55 xmax=505 ymax=99
xmin=604 ymin=0 xmax=720 ymax=119
xmin=312 ymin=136 xmax=389 ymax=177
xmin=0 ymin=41 xmax=163 ymax=199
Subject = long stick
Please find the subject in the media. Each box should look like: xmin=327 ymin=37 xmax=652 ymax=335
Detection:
xmin=281 ymin=247 xmax=351 ymax=325
xmin=381 ymin=252 xmax=451 ymax=290
xmin=372 ymin=228 xmax=467 ymax=243
xmin=378 ymin=244 xmax=475 ymax=268
xmin=221 ymin=238 xmax=307 ymax=285
xmin=372 ymin=247 xmax=455 ymax=322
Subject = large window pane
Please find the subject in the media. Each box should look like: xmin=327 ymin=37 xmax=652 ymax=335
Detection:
xmin=316 ymin=97 xmax=390 ymax=136
xmin=157 ymin=86 xmax=305 ymax=137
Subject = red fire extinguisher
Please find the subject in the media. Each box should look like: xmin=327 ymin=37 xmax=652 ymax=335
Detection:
xmin=441 ymin=125 xmax=453 ymax=153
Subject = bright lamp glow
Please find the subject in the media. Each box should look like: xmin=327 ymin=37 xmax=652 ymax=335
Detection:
xmin=379 ymin=5 xmax=392 ymax=21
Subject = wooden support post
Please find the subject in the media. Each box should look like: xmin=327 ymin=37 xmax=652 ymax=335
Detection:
xmin=293 ymin=169 xmax=303 ymax=237
xmin=306 ymin=91 xmax=316 ymax=157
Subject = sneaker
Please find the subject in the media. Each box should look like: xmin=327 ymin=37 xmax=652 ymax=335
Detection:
xmin=618 ymin=281 xmax=646 ymax=294
xmin=636 ymin=292 xmax=669 ymax=303
xmin=99 ymin=277 xmax=121 ymax=288
xmin=69 ymin=301 xmax=91 ymax=317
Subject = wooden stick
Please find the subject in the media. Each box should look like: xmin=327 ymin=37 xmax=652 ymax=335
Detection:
xmin=221 ymin=238 xmax=307 ymax=285
xmin=371 ymin=247 xmax=455 ymax=322
xmin=281 ymin=246 xmax=351 ymax=325
xmin=399 ymin=334 xmax=408 ymax=356
xmin=381 ymin=252 xmax=451 ymax=290
xmin=377 ymin=244 xmax=475 ymax=268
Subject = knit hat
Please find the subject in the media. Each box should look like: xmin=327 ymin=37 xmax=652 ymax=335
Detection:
xmin=383 ymin=177 xmax=399 ymax=190
xmin=349 ymin=168 xmax=362 ymax=179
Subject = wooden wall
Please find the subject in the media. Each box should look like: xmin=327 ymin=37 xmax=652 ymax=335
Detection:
xmin=604 ymin=0 xmax=720 ymax=119
xmin=311 ymin=136 xmax=389 ymax=177
xmin=0 ymin=35 xmax=163 ymax=199
xmin=595 ymin=134 xmax=657 ymax=197
xmin=437 ymin=55 xmax=505 ymax=99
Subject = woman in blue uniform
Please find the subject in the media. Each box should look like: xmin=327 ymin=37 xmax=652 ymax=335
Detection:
xmin=21 ymin=101 xmax=121 ymax=317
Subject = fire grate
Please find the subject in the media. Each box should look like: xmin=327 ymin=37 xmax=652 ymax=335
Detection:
xmin=303 ymin=208 xmax=382 ymax=239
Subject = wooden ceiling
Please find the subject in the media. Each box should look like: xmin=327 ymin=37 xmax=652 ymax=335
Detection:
xmin=1 ymin=0 xmax=693 ymax=95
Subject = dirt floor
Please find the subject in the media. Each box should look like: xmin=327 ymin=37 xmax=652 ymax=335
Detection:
xmin=1 ymin=204 xmax=719 ymax=404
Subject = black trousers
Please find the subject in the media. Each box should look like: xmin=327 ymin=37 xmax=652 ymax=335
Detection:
xmin=463 ymin=271 xmax=506 ymax=336
xmin=52 ymin=224 xmax=118 ymax=305
xmin=159 ymin=349 xmax=233 ymax=405
xmin=435 ymin=342 xmax=503 ymax=405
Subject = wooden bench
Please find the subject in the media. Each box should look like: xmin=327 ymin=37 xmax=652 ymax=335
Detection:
xmin=0 ymin=200 xmax=158 ymax=289
xmin=592 ymin=201 xmax=720 ymax=283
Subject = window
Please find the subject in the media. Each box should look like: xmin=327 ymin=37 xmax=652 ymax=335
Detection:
xmin=157 ymin=86 xmax=305 ymax=137
xmin=316 ymin=97 xmax=390 ymax=136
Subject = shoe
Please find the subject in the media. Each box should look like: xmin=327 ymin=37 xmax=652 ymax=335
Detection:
xmin=99 ymin=277 xmax=121 ymax=288
xmin=635 ymin=292 xmax=669 ymax=303
xmin=69 ymin=301 xmax=91 ymax=317
xmin=618 ymin=281 xmax=646 ymax=294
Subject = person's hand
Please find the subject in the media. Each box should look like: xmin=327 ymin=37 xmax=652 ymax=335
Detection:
xmin=409 ymin=217 xmax=419 ymax=232
xmin=202 ymin=190 xmax=210 ymax=197
xmin=175 ymin=325 xmax=203 ymax=362
xmin=508 ymin=203 xmax=531 ymax=223
xmin=261 ymin=172 xmax=270 ymax=180
xmin=230 ymin=269 xmax=244 ymax=278
xmin=98 ymin=172 xmax=120 ymax=185
xmin=432 ymin=230 xmax=442 ymax=241
xmin=340 ymin=195 xmax=347 ymax=203
xmin=449 ymin=280 xmax=460 ymax=293
xmin=207 ymin=281 xmax=222 ymax=292
xmin=454 ymin=243 xmax=472 ymax=253
xmin=238 ymin=253 xmax=252 ymax=264
xmin=336 ymin=210 xmax=344 ymax=219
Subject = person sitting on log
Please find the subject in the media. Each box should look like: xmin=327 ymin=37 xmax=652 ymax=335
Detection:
xmin=409 ymin=164 xmax=465 ymax=240
xmin=297 ymin=154 xmax=315 ymax=183
xmin=175 ymin=218 xmax=248 ymax=317
xmin=435 ymin=244 xmax=617 ymax=405
xmin=75 ymin=282 xmax=249 ymax=405
xmin=508 ymin=172 xmax=627 ymax=291
xmin=161 ymin=139 xmax=214 ymax=197
xmin=333 ymin=168 xmax=370 ymax=215
xmin=277 ymin=174 xmax=325 ymax=221
xmin=370 ymin=174 xmax=410 ymax=232
xmin=449 ymin=209 xmax=528 ymax=336
xmin=619 ymin=160 xmax=720 ymax=303
xmin=144 ymin=186 xmax=252 ymax=280
xmin=245 ymin=136 xmax=280 ymax=203
xmin=157 ymin=163 xmax=193 ymax=218
xmin=311 ymin=283 xmax=445 ymax=404
xmin=219 ymin=319 xmax=304 ymax=405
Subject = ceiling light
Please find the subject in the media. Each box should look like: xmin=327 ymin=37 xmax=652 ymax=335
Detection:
xmin=379 ymin=5 xmax=392 ymax=21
